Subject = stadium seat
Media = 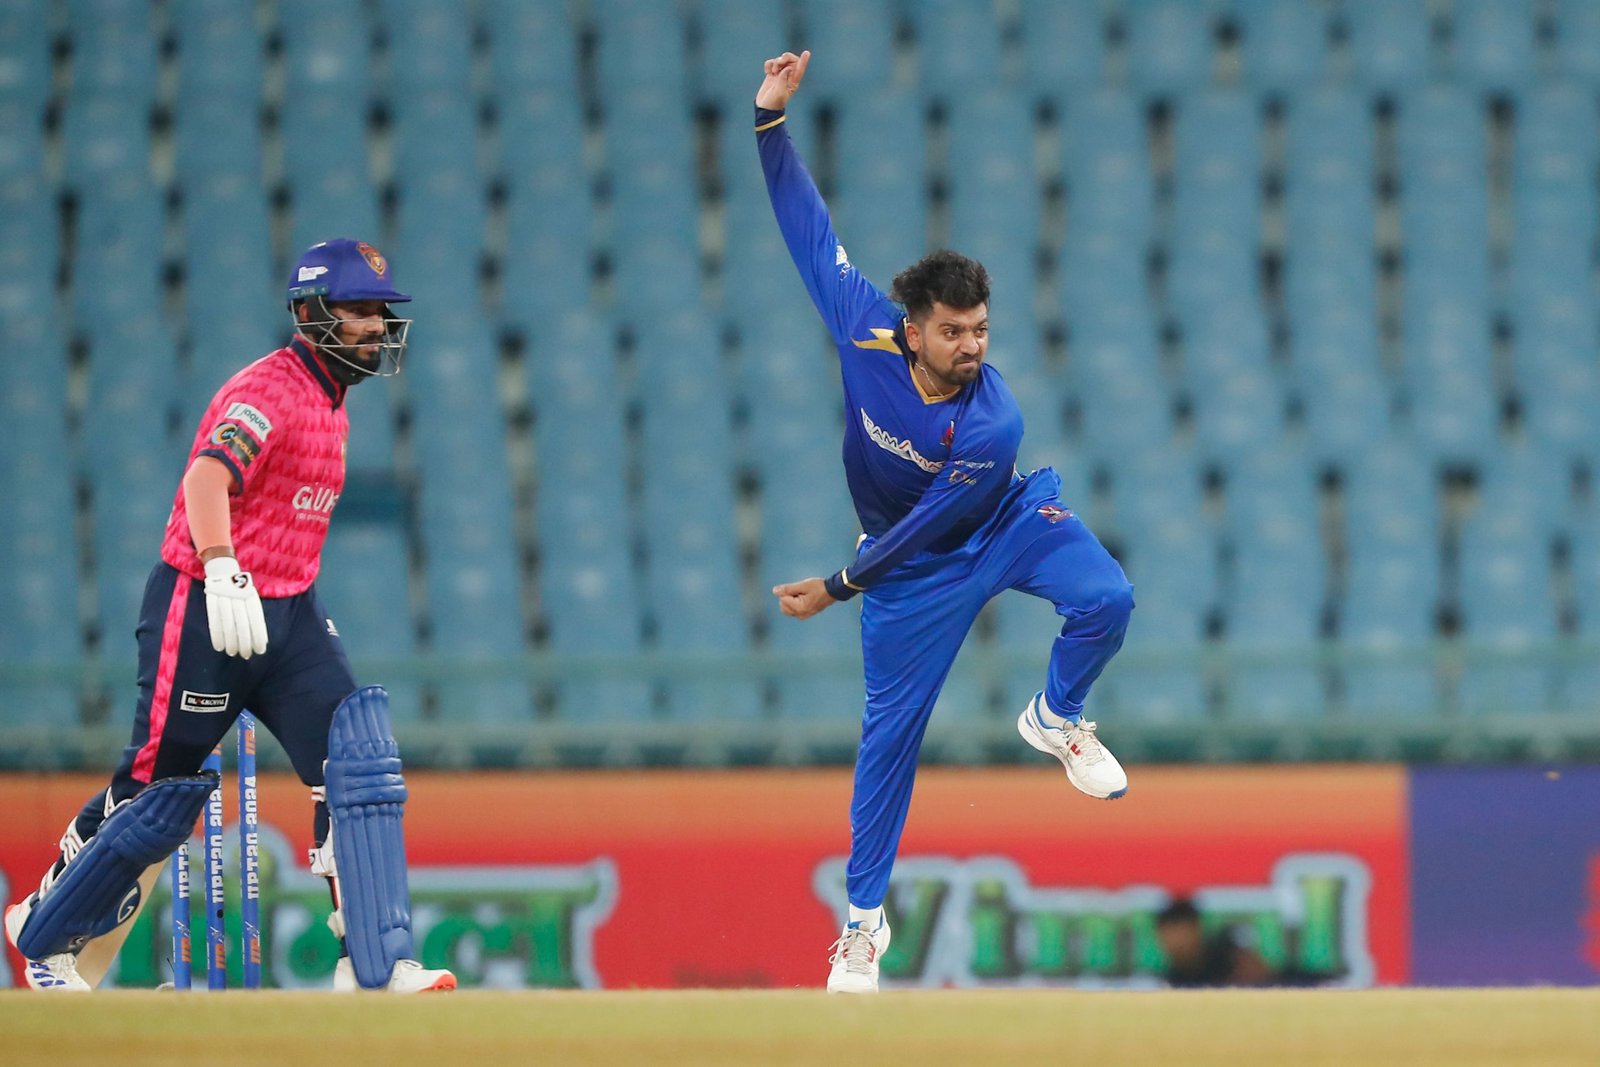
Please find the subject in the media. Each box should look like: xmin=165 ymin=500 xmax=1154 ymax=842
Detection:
xmin=60 ymin=92 xmax=153 ymax=191
xmin=407 ymin=311 xmax=531 ymax=721
xmin=317 ymin=520 xmax=425 ymax=722
xmin=279 ymin=0 xmax=370 ymax=93
xmin=377 ymin=0 xmax=474 ymax=96
xmin=914 ymin=0 xmax=1006 ymax=99
xmin=498 ymin=91 xmax=593 ymax=331
xmin=1123 ymin=0 xmax=1217 ymax=99
xmin=694 ymin=0 xmax=788 ymax=106
xmin=792 ymin=0 xmax=897 ymax=98
xmin=0 ymin=174 xmax=56 ymax=322
xmin=591 ymin=0 xmax=689 ymax=94
xmin=1059 ymin=90 xmax=1153 ymax=248
xmin=1236 ymin=0 xmax=1329 ymax=96
xmin=180 ymin=176 xmax=282 ymax=397
xmin=825 ymin=88 xmax=930 ymax=280
xmin=0 ymin=97 xmax=46 ymax=185
xmin=280 ymin=92 xmax=382 ymax=255
xmin=1510 ymin=86 xmax=1597 ymax=314
xmin=1100 ymin=447 xmax=1214 ymax=723
xmin=1554 ymin=0 xmax=1600 ymax=84
xmin=1283 ymin=88 xmax=1376 ymax=252
xmin=1189 ymin=362 xmax=1282 ymax=467
xmin=1395 ymin=88 xmax=1491 ymax=305
xmin=70 ymin=179 xmax=166 ymax=327
xmin=172 ymin=0 xmax=265 ymax=98
xmin=65 ymin=2 xmax=158 ymax=97
xmin=0 ymin=3 xmax=52 ymax=111
xmin=1291 ymin=358 xmax=1392 ymax=466
xmin=1070 ymin=307 xmax=1171 ymax=459
xmin=174 ymin=95 xmax=265 ymax=187
xmin=1341 ymin=0 xmax=1433 ymax=93
xmin=484 ymin=0 xmax=579 ymax=92
xmin=1455 ymin=535 xmax=1558 ymax=717
xmin=1017 ymin=0 xmax=1107 ymax=93
xmin=1337 ymin=443 xmax=1440 ymax=716
xmin=1167 ymin=90 xmax=1262 ymax=315
xmin=1220 ymin=449 xmax=1328 ymax=719
xmin=1450 ymin=0 xmax=1540 ymax=92
xmin=0 ymin=340 xmax=85 ymax=721
xmin=945 ymin=89 xmax=1043 ymax=344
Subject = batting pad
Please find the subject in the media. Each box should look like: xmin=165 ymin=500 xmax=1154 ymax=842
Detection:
xmin=17 ymin=773 xmax=218 ymax=960
xmin=325 ymin=685 xmax=416 ymax=989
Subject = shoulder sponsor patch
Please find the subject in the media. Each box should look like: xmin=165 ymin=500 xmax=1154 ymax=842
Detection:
xmin=207 ymin=422 xmax=261 ymax=469
xmin=178 ymin=690 xmax=230 ymax=714
xmin=224 ymin=402 xmax=272 ymax=441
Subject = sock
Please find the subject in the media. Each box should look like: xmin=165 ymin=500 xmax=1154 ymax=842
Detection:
xmin=848 ymin=903 xmax=884 ymax=930
xmin=1037 ymin=692 xmax=1083 ymax=726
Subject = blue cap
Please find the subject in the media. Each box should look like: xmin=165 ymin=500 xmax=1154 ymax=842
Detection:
xmin=287 ymin=238 xmax=412 ymax=304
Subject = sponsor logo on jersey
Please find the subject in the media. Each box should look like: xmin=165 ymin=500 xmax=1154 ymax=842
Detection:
xmin=861 ymin=408 xmax=943 ymax=474
xmin=357 ymin=241 xmax=387 ymax=276
xmin=209 ymin=422 xmax=261 ymax=468
xmin=946 ymin=458 xmax=995 ymax=486
xmin=179 ymin=690 xmax=230 ymax=714
xmin=941 ymin=421 xmax=955 ymax=447
xmin=835 ymin=243 xmax=850 ymax=278
xmin=225 ymin=402 xmax=273 ymax=441
xmin=292 ymin=485 xmax=339 ymax=516
xmin=1037 ymin=503 xmax=1072 ymax=523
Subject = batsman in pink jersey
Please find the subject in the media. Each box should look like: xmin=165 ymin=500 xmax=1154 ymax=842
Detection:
xmin=5 ymin=239 xmax=455 ymax=994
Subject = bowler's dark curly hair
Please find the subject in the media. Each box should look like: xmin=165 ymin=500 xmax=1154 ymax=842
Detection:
xmin=890 ymin=250 xmax=991 ymax=323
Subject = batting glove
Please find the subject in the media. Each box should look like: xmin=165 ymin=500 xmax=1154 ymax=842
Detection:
xmin=203 ymin=556 xmax=269 ymax=659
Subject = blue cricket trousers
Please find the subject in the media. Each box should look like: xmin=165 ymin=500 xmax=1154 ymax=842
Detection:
xmin=69 ymin=562 xmax=356 ymax=855
xmin=846 ymin=467 xmax=1134 ymax=909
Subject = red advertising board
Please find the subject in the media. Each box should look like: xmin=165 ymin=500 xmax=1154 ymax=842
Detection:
xmin=0 ymin=766 xmax=1409 ymax=989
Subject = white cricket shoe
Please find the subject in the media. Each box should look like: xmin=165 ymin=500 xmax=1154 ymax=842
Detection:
xmin=826 ymin=920 xmax=891 ymax=994
xmin=1018 ymin=691 xmax=1128 ymax=799
xmin=333 ymin=956 xmax=457 ymax=993
xmin=5 ymin=897 xmax=91 ymax=992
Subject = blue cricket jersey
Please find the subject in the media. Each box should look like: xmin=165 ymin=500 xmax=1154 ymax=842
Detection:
xmin=756 ymin=105 xmax=1025 ymax=600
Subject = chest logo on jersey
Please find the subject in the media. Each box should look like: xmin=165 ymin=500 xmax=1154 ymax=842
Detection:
xmin=224 ymin=402 xmax=273 ymax=441
xmin=293 ymin=485 xmax=340 ymax=517
xmin=860 ymin=408 xmax=943 ymax=474
xmin=178 ymin=691 xmax=230 ymax=714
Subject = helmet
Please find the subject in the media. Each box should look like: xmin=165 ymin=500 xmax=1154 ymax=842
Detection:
xmin=287 ymin=238 xmax=412 ymax=384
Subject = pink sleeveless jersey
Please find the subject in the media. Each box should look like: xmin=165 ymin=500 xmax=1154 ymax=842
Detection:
xmin=160 ymin=341 xmax=349 ymax=597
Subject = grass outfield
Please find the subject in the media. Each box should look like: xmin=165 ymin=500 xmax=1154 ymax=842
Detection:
xmin=3 ymin=988 xmax=1598 ymax=1066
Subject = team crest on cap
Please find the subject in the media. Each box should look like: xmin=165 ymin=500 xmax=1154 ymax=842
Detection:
xmin=356 ymin=242 xmax=387 ymax=276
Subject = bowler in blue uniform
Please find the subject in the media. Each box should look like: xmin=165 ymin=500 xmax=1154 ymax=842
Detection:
xmin=755 ymin=51 xmax=1136 ymax=994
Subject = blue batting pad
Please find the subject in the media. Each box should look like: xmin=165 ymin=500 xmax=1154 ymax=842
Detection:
xmin=325 ymin=685 xmax=415 ymax=989
xmin=17 ymin=773 xmax=217 ymax=959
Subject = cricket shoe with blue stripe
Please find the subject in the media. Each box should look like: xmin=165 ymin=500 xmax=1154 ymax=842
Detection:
xmin=1018 ymin=692 xmax=1128 ymax=799
xmin=6 ymin=896 xmax=89 ymax=991
xmin=827 ymin=919 xmax=891 ymax=994
xmin=333 ymin=956 xmax=457 ymax=993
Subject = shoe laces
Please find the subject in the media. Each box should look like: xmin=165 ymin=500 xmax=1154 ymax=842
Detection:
xmin=40 ymin=953 xmax=83 ymax=984
xmin=1065 ymin=719 xmax=1106 ymax=765
xmin=829 ymin=926 xmax=880 ymax=975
